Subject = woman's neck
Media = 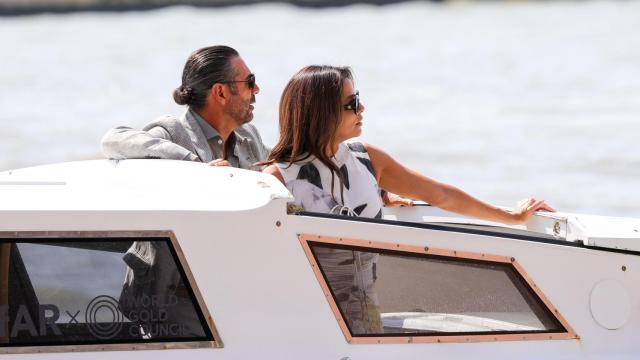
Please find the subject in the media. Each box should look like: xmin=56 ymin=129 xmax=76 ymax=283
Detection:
xmin=325 ymin=142 xmax=340 ymax=158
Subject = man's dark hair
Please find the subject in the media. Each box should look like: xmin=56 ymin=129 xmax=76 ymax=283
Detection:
xmin=173 ymin=45 xmax=239 ymax=110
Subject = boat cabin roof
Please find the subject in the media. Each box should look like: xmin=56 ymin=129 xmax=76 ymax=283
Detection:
xmin=0 ymin=159 xmax=291 ymax=211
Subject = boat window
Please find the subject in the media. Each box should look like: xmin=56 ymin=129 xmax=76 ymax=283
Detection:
xmin=0 ymin=233 xmax=216 ymax=352
xmin=299 ymin=235 xmax=576 ymax=343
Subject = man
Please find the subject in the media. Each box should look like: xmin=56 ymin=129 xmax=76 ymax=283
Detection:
xmin=101 ymin=45 xmax=269 ymax=169
xmin=104 ymin=45 xmax=271 ymax=339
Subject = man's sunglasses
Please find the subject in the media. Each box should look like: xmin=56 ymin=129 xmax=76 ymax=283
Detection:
xmin=343 ymin=91 xmax=360 ymax=114
xmin=220 ymin=73 xmax=256 ymax=89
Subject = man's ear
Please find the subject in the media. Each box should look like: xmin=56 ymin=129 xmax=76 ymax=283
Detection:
xmin=210 ymin=83 xmax=227 ymax=105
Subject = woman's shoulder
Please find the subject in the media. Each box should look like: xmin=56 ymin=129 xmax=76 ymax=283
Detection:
xmin=342 ymin=142 xmax=377 ymax=178
xmin=344 ymin=142 xmax=373 ymax=162
xmin=346 ymin=141 xmax=368 ymax=154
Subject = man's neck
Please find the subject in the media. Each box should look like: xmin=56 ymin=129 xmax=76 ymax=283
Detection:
xmin=195 ymin=108 xmax=236 ymax=142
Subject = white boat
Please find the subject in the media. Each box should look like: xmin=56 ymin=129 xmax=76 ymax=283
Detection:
xmin=0 ymin=159 xmax=638 ymax=359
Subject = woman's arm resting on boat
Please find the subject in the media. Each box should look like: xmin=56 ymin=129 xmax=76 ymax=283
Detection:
xmin=365 ymin=143 xmax=554 ymax=225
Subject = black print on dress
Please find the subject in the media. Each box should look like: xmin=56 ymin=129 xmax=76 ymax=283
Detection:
xmin=339 ymin=164 xmax=350 ymax=190
xmin=297 ymin=162 xmax=323 ymax=190
xmin=353 ymin=204 xmax=367 ymax=216
xmin=357 ymin=157 xmax=376 ymax=177
xmin=374 ymin=209 xmax=382 ymax=219
xmin=347 ymin=142 xmax=366 ymax=153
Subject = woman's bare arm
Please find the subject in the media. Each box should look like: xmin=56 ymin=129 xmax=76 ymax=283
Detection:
xmin=365 ymin=143 xmax=553 ymax=225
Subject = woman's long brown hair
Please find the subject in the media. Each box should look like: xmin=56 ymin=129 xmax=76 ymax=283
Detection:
xmin=265 ymin=65 xmax=353 ymax=203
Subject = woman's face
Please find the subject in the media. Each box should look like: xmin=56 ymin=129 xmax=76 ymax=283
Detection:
xmin=334 ymin=79 xmax=365 ymax=144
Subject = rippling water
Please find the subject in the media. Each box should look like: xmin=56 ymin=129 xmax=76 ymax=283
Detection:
xmin=1 ymin=1 xmax=639 ymax=217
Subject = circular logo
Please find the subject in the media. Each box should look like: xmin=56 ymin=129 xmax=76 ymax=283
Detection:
xmin=85 ymin=295 xmax=123 ymax=340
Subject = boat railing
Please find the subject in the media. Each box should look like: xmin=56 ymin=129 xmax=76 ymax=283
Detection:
xmin=380 ymin=201 xmax=586 ymax=243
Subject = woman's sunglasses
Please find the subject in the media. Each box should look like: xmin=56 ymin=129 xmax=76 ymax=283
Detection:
xmin=343 ymin=91 xmax=360 ymax=114
xmin=220 ymin=73 xmax=256 ymax=89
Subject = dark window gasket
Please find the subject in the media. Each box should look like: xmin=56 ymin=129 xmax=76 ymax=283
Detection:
xmin=0 ymin=231 xmax=222 ymax=354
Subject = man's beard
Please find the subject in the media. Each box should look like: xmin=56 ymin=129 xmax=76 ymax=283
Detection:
xmin=227 ymin=95 xmax=255 ymax=126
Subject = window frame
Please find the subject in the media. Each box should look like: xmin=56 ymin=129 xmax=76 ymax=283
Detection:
xmin=298 ymin=233 xmax=578 ymax=344
xmin=0 ymin=230 xmax=222 ymax=354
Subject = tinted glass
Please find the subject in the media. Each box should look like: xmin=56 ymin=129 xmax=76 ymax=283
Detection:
xmin=0 ymin=237 xmax=212 ymax=347
xmin=309 ymin=242 xmax=565 ymax=337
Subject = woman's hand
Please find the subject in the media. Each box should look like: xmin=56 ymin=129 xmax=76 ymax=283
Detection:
xmin=510 ymin=198 xmax=556 ymax=224
xmin=383 ymin=191 xmax=414 ymax=207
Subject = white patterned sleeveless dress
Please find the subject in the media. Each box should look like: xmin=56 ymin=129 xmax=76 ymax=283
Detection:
xmin=276 ymin=142 xmax=384 ymax=334
xmin=276 ymin=142 xmax=384 ymax=218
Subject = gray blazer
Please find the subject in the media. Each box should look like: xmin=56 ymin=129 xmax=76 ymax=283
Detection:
xmin=120 ymin=241 xmax=205 ymax=337
xmin=101 ymin=109 xmax=270 ymax=167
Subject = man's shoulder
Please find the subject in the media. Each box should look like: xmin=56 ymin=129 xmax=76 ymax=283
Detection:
xmin=142 ymin=114 xmax=184 ymax=131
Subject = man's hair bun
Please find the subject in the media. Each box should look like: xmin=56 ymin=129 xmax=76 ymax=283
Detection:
xmin=173 ymin=85 xmax=193 ymax=105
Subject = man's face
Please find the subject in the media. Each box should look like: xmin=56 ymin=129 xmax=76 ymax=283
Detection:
xmin=225 ymin=56 xmax=260 ymax=126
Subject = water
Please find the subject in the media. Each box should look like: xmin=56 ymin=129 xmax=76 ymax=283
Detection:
xmin=1 ymin=1 xmax=639 ymax=217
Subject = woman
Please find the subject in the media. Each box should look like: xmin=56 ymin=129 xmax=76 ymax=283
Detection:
xmin=263 ymin=65 xmax=553 ymax=222
xmin=263 ymin=65 xmax=554 ymax=334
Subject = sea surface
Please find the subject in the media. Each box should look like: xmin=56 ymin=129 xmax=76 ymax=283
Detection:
xmin=1 ymin=0 xmax=639 ymax=218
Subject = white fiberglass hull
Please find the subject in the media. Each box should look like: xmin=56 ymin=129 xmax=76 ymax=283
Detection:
xmin=0 ymin=160 xmax=638 ymax=359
